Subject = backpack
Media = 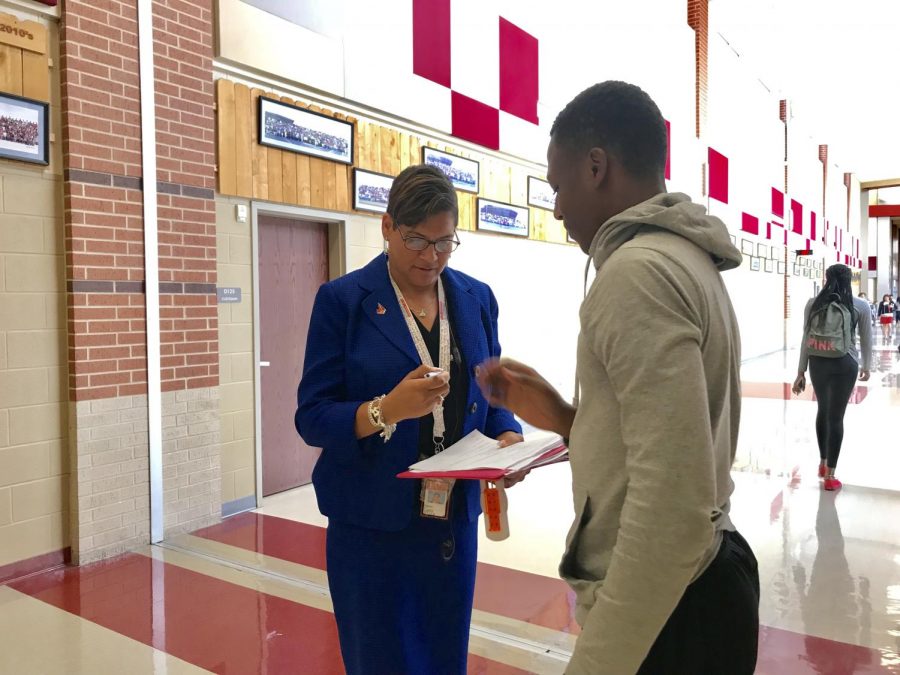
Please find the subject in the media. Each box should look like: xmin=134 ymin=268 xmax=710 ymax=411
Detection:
xmin=805 ymin=298 xmax=855 ymax=358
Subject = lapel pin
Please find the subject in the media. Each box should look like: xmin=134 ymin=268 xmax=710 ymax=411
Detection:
xmin=376 ymin=303 xmax=386 ymax=315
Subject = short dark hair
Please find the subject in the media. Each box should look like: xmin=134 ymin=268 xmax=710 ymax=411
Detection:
xmin=550 ymin=81 xmax=667 ymax=180
xmin=386 ymin=164 xmax=458 ymax=227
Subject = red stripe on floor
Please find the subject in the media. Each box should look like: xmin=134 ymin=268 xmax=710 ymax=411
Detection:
xmin=193 ymin=511 xmax=328 ymax=570
xmin=741 ymin=381 xmax=869 ymax=403
xmin=9 ymin=552 xmax=529 ymax=674
xmin=195 ymin=512 xmax=579 ymax=633
xmin=10 ymin=553 xmax=344 ymax=674
xmin=475 ymin=562 xmax=580 ymax=635
xmin=757 ymin=625 xmax=898 ymax=674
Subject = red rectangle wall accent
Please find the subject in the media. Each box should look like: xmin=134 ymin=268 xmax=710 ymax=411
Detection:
xmin=741 ymin=212 xmax=759 ymax=235
xmin=708 ymin=148 xmax=728 ymax=203
xmin=499 ymin=18 xmax=539 ymax=124
xmin=413 ymin=0 xmax=451 ymax=88
xmin=771 ymin=188 xmax=784 ymax=218
xmin=452 ymin=91 xmax=500 ymax=150
xmin=791 ymin=199 xmax=803 ymax=235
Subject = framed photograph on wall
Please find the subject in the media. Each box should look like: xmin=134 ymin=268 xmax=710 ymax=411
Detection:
xmin=0 ymin=93 xmax=49 ymax=166
xmin=740 ymin=239 xmax=753 ymax=255
xmin=527 ymin=176 xmax=556 ymax=211
xmin=750 ymin=257 xmax=761 ymax=271
xmin=729 ymin=234 xmax=737 ymax=246
xmin=476 ymin=198 xmax=529 ymax=238
xmin=793 ymin=264 xmax=801 ymax=276
xmin=258 ymin=96 xmax=353 ymax=164
xmin=352 ymin=168 xmax=393 ymax=214
xmin=422 ymin=146 xmax=479 ymax=193
xmin=764 ymin=259 xmax=774 ymax=273
xmin=756 ymin=243 xmax=767 ymax=258
xmin=777 ymin=261 xmax=786 ymax=275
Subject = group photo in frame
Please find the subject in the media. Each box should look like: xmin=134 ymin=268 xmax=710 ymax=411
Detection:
xmin=764 ymin=259 xmax=774 ymax=273
xmin=258 ymin=96 xmax=353 ymax=165
xmin=476 ymin=198 xmax=529 ymax=238
xmin=0 ymin=93 xmax=49 ymax=166
xmin=740 ymin=239 xmax=754 ymax=256
xmin=352 ymin=168 xmax=393 ymax=214
xmin=750 ymin=257 xmax=761 ymax=271
xmin=422 ymin=146 xmax=479 ymax=193
xmin=527 ymin=176 xmax=556 ymax=211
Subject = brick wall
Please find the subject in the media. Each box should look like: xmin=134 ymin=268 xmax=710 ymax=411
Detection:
xmin=56 ymin=0 xmax=221 ymax=563
xmin=153 ymin=0 xmax=218 ymax=395
xmin=69 ymin=394 xmax=148 ymax=562
xmin=687 ymin=0 xmax=708 ymax=139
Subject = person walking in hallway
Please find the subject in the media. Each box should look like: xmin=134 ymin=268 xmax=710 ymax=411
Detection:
xmin=476 ymin=81 xmax=759 ymax=675
xmin=793 ymin=265 xmax=872 ymax=491
xmin=876 ymin=294 xmax=896 ymax=343
xmin=295 ymin=165 xmax=522 ymax=675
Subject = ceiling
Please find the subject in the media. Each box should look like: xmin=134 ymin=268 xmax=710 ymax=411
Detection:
xmin=710 ymin=0 xmax=900 ymax=183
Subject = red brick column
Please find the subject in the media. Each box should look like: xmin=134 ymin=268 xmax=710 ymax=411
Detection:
xmin=60 ymin=0 xmax=220 ymax=562
xmin=687 ymin=0 xmax=708 ymax=139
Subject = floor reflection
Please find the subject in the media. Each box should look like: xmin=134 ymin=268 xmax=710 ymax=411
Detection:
xmin=795 ymin=491 xmax=873 ymax=673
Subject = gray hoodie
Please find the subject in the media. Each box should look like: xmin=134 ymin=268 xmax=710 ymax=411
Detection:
xmin=563 ymin=192 xmax=744 ymax=674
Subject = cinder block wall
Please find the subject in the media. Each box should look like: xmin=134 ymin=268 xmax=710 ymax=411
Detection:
xmin=0 ymin=10 xmax=69 ymax=576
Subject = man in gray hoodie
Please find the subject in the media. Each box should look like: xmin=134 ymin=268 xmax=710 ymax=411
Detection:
xmin=476 ymin=81 xmax=759 ymax=674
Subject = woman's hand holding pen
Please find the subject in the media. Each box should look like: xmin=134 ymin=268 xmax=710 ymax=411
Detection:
xmin=381 ymin=365 xmax=450 ymax=424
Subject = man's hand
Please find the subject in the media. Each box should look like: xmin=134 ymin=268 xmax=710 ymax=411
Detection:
xmin=791 ymin=373 xmax=806 ymax=396
xmin=859 ymin=369 xmax=870 ymax=382
xmin=476 ymin=358 xmax=575 ymax=437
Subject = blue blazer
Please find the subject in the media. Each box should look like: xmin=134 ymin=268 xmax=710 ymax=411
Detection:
xmin=295 ymin=255 xmax=521 ymax=531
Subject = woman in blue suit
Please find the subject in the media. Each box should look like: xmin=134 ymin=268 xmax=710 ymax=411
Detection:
xmin=295 ymin=165 xmax=523 ymax=674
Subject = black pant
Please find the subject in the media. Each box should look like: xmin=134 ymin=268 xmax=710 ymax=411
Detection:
xmin=809 ymin=354 xmax=858 ymax=468
xmin=637 ymin=530 xmax=760 ymax=675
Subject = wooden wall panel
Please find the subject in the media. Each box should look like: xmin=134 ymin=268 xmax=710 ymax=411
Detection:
xmin=234 ymin=84 xmax=253 ymax=198
xmin=21 ymin=51 xmax=48 ymax=101
xmin=250 ymin=88 xmax=268 ymax=200
xmin=216 ymin=79 xmax=237 ymax=196
xmin=214 ymin=79 xmax=573 ymax=247
xmin=0 ymin=45 xmax=23 ymax=95
xmin=334 ymin=113 xmax=352 ymax=212
xmin=280 ymin=95 xmax=298 ymax=204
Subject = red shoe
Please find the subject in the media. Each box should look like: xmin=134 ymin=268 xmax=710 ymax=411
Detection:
xmin=824 ymin=477 xmax=842 ymax=491
xmin=817 ymin=464 xmax=826 ymax=478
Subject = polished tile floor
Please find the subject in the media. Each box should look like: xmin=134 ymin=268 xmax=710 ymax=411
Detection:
xmin=2 ymin=345 xmax=899 ymax=673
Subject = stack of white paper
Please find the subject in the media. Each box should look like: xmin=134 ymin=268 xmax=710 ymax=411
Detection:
xmin=406 ymin=429 xmax=566 ymax=474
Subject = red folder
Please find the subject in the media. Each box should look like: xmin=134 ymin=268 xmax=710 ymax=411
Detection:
xmin=396 ymin=444 xmax=568 ymax=480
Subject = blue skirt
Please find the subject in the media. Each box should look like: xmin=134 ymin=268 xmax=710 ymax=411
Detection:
xmin=326 ymin=500 xmax=478 ymax=675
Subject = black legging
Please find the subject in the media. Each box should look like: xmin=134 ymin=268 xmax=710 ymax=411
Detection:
xmin=808 ymin=354 xmax=858 ymax=468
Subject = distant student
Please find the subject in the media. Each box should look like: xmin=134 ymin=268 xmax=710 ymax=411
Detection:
xmin=793 ymin=264 xmax=872 ymax=490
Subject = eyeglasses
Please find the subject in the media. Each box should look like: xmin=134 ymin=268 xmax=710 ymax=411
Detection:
xmin=397 ymin=228 xmax=460 ymax=254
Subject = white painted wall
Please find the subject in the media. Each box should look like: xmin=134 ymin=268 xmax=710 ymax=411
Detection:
xmin=225 ymin=0 xmax=866 ymax=369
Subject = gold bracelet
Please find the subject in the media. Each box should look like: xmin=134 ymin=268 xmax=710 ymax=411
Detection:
xmin=368 ymin=395 xmax=396 ymax=442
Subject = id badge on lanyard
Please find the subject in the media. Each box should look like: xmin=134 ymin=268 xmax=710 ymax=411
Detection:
xmin=388 ymin=260 xmax=454 ymax=519
xmin=420 ymin=477 xmax=455 ymax=519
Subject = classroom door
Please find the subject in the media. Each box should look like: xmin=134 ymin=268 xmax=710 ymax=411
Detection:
xmin=258 ymin=214 xmax=329 ymax=496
